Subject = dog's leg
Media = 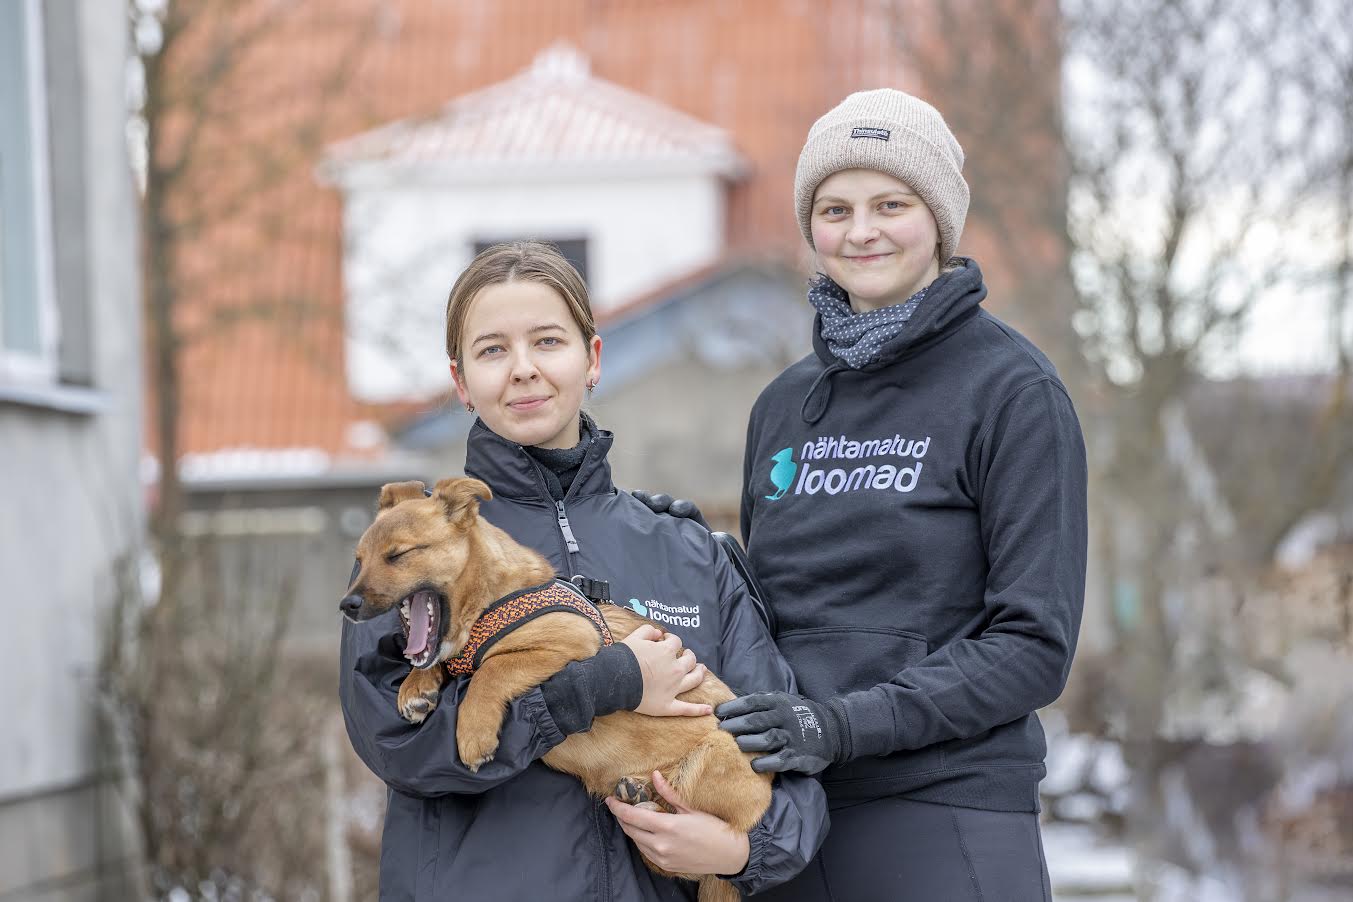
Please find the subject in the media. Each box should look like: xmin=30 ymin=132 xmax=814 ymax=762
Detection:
xmin=666 ymin=731 xmax=773 ymax=833
xmin=457 ymin=649 xmax=584 ymax=770
xmin=696 ymin=875 xmax=740 ymax=902
xmin=397 ymin=666 xmax=447 ymax=723
xmin=456 ymin=613 xmax=601 ymax=771
xmin=624 ymin=737 xmax=772 ymax=891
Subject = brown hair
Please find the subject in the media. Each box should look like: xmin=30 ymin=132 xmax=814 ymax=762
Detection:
xmin=444 ymin=241 xmax=597 ymax=364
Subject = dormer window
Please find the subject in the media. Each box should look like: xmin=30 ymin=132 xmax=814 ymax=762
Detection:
xmin=474 ymin=238 xmax=589 ymax=283
xmin=321 ymin=43 xmax=744 ymax=403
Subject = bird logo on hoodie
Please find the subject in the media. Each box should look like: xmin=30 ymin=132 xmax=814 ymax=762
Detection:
xmin=765 ymin=447 xmax=797 ymax=501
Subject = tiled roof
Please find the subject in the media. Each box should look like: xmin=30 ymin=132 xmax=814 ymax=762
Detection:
xmin=154 ymin=0 xmax=1058 ymax=479
xmin=324 ymin=43 xmax=744 ymax=176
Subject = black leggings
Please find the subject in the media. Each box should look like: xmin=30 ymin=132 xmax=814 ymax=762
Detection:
xmin=756 ymin=795 xmax=1052 ymax=902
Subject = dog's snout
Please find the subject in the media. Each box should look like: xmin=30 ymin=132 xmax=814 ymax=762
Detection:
xmin=339 ymin=594 xmax=364 ymax=618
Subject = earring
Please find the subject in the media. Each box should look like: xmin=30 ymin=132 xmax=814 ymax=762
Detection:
xmin=586 ymin=379 xmax=597 ymax=394
xmin=466 ymin=403 xmax=475 ymax=413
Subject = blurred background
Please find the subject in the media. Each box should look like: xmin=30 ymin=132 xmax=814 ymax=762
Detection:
xmin=2 ymin=0 xmax=1351 ymax=899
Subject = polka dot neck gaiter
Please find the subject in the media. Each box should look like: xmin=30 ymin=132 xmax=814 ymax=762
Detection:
xmin=807 ymin=275 xmax=928 ymax=370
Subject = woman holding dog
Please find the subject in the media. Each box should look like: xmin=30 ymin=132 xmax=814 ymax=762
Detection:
xmin=649 ymin=90 xmax=1088 ymax=900
xmin=339 ymin=241 xmax=827 ymax=900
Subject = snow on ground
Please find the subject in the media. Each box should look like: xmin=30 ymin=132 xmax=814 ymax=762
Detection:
xmin=1045 ymin=821 xmax=1135 ymax=901
xmin=1045 ymin=823 xmax=1251 ymax=902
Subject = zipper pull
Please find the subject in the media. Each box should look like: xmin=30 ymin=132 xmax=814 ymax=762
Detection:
xmin=555 ymin=501 xmax=580 ymax=554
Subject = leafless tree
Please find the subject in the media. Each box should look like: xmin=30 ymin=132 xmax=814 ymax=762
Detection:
xmin=101 ymin=536 xmax=339 ymax=899
xmin=888 ymin=0 xmax=1084 ymax=385
xmin=893 ymin=0 xmax=1352 ymax=894
xmin=112 ymin=1 xmax=383 ymax=897
xmin=132 ymin=0 xmax=378 ymax=595
xmin=1062 ymin=0 xmax=1353 ymax=895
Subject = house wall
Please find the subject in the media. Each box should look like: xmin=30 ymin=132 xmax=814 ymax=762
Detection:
xmin=341 ymin=170 xmax=726 ymax=402
xmin=179 ymin=475 xmax=425 ymax=653
xmin=0 ymin=0 xmax=142 ymax=898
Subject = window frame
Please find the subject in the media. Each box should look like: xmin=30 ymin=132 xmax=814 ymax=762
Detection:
xmin=0 ymin=0 xmax=60 ymax=388
xmin=471 ymin=236 xmax=590 ymax=285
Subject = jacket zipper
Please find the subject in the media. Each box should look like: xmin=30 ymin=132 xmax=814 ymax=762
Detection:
xmin=592 ymin=798 xmax=612 ymax=901
xmin=519 ymin=450 xmax=583 ymax=564
xmin=556 ymin=500 xmax=580 ymax=555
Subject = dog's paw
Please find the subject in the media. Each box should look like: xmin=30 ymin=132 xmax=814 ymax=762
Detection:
xmin=456 ymin=731 xmax=499 ymax=772
xmin=397 ymin=681 xmax=442 ymax=724
xmin=455 ymin=698 xmax=504 ymax=771
xmin=615 ymin=775 xmax=654 ymax=805
xmin=398 ymin=695 xmax=435 ymax=723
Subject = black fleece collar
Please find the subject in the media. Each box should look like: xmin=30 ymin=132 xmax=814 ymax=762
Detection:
xmin=463 ymin=413 xmax=617 ymax=504
xmin=525 ymin=417 xmax=596 ymax=501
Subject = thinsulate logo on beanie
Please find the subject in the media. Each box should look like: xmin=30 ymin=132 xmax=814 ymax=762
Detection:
xmin=850 ymin=126 xmax=890 ymax=141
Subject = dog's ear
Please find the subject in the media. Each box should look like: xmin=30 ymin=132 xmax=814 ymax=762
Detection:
xmin=432 ymin=477 xmax=492 ymax=527
xmin=378 ymin=481 xmax=428 ymax=510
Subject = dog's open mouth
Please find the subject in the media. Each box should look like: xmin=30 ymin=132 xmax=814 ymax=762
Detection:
xmin=399 ymin=590 xmax=443 ymax=669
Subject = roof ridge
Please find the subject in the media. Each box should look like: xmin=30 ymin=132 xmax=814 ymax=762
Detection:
xmin=325 ymin=44 xmax=740 ymax=168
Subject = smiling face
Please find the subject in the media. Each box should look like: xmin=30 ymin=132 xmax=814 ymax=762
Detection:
xmin=810 ymin=168 xmax=942 ymax=313
xmin=450 ymin=280 xmax=602 ymax=449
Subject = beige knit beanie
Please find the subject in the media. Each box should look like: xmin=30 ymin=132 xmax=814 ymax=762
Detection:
xmin=795 ymin=89 xmax=969 ymax=263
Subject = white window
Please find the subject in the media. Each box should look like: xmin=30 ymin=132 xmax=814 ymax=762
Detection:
xmin=0 ymin=0 xmax=58 ymax=386
xmin=473 ymin=237 xmax=590 ymax=284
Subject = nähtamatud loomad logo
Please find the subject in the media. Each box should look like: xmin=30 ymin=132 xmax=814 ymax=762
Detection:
xmin=631 ymin=598 xmax=700 ymax=627
xmin=764 ymin=433 xmax=930 ymax=500
xmin=765 ymin=448 xmax=797 ymax=500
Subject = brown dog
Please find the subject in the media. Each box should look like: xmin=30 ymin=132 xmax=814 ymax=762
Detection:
xmin=340 ymin=477 xmax=773 ymax=902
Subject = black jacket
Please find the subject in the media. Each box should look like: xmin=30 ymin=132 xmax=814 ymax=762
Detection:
xmin=741 ymin=259 xmax=1087 ymax=812
xmin=341 ymin=420 xmax=828 ymax=900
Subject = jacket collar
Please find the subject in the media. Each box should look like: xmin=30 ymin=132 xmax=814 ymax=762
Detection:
xmin=463 ymin=414 xmax=617 ymax=504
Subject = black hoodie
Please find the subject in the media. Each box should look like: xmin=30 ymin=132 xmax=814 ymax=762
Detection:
xmin=740 ymin=259 xmax=1087 ymax=812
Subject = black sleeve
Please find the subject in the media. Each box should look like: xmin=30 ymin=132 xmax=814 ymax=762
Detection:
xmin=538 ymin=643 xmax=643 ymax=735
xmin=339 ymin=611 xmax=568 ymax=797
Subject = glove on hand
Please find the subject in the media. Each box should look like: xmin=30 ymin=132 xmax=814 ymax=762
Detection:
xmin=632 ymin=490 xmax=711 ymax=531
xmin=715 ymin=692 xmax=850 ymax=775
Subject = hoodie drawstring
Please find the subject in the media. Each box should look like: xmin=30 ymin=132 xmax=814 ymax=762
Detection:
xmin=800 ymin=363 xmax=846 ymax=424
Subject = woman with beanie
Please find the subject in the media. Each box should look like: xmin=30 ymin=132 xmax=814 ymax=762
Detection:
xmin=712 ymin=90 xmax=1088 ymax=899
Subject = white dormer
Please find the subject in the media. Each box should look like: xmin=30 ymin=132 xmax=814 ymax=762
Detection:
xmin=320 ymin=43 xmax=746 ymax=402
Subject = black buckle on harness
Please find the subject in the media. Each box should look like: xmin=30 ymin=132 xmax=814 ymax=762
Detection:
xmin=569 ymin=575 xmax=611 ymax=605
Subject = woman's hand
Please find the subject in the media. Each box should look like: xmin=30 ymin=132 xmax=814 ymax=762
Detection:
xmin=716 ymin=692 xmax=848 ymax=774
xmin=631 ymin=490 xmax=711 ymax=530
xmin=622 ymin=625 xmax=712 ymax=717
xmin=605 ymin=770 xmax=750 ymax=876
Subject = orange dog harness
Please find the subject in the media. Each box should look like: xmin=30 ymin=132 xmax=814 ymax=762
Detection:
xmin=444 ymin=578 xmax=615 ymax=677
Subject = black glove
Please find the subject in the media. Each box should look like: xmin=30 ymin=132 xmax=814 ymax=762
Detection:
xmin=715 ymin=692 xmax=851 ymax=775
xmin=632 ymin=490 xmax=711 ymax=531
